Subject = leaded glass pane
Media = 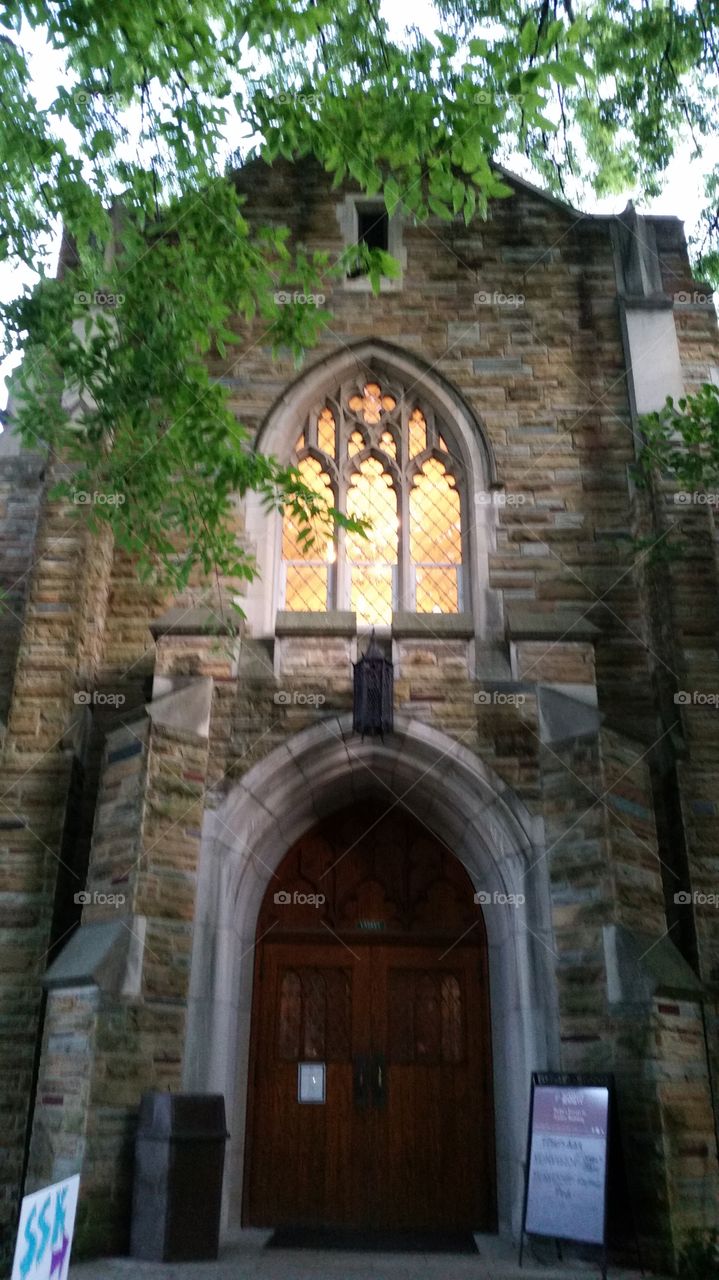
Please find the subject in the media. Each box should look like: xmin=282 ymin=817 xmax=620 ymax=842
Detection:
xmin=282 ymin=454 xmax=334 ymax=611
xmin=284 ymin=564 xmax=330 ymax=612
xmin=350 ymin=566 xmax=394 ymax=626
xmin=348 ymin=382 xmax=397 ymax=424
xmin=347 ymin=456 xmax=398 ymax=626
xmin=409 ymin=408 xmax=427 ymax=458
xmin=415 ymin=567 xmax=459 ymax=614
xmin=380 ymin=430 xmax=397 ymax=458
xmin=317 ymin=406 xmax=336 ymax=457
xmin=410 ymin=457 xmax=461 ymax=614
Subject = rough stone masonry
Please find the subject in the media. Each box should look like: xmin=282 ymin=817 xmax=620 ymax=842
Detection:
xmin=0 ymin=158 xmax=717 ymax=1273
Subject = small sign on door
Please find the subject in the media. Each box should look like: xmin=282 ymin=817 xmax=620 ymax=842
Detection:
xmin=298 ymin=1062 xmax=325 ymax=1103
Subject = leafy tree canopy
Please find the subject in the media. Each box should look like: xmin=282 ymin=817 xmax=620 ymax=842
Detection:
xmin=1 ymin=0 xmax=717 ymax=594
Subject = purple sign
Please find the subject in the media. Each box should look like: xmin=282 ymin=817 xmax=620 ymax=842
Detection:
xmin=524 ymin=1084 xmax=609 ymax=1245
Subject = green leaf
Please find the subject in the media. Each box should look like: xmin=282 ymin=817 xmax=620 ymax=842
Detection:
xmin=384 ymin=176 xmax=402 ymax=217
xmin=520 ymin=18 xmax=538 ymax=55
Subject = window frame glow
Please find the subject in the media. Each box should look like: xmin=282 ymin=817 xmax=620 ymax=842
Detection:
xmin=280 ymin=379 xmax=468 ymax=622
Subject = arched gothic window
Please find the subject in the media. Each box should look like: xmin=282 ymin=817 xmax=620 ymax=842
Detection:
xmin=282 ymin=379 xmax=466 ymax=626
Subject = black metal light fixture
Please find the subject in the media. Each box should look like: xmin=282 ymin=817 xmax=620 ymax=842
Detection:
xmin=352 ymin=630 xmax=393 ymax=739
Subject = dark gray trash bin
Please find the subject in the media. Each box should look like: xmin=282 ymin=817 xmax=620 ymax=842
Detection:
xmin=130 ymin=1092 xmax=229 ymax=1261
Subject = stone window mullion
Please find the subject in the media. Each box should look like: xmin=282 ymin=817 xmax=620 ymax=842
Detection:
xmin=399 ymin=400 xmax=412 ymax=610
xmin=335 ymin=412 xmax=349 ymax=610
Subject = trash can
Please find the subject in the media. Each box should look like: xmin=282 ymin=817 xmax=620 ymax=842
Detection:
xmin=130 ymin=1091 xmax=229 ymax=1261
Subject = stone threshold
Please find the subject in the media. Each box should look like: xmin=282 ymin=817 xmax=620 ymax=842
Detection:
xmin=70 ymin=1229 xmax=665 ymax=1280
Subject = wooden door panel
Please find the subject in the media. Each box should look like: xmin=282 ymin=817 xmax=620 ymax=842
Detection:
xmin=245 ymin=804 xmax=496 ymax=1232
xmin=372 ymin=946 xmax=493 ymax=1230
xmin=247 ymin=945 xmax=367 ymax=1226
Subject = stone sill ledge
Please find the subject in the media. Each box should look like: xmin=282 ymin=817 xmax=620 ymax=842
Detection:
xmin=149 ymin=605 xmax=238 ymax=637
xmin=391 ymin=612 xmax=474 ymax=639
xmin=275 ymin=611 xmax=357 ymax=637
xmin=505 ymin=606 xmax=599 ymax=642
xmin=275 ymin=611 xmax=475 ymax=640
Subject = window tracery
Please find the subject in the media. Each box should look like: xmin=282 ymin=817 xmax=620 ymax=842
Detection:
xmin=281 ymin=378 xmax=465 ymax=624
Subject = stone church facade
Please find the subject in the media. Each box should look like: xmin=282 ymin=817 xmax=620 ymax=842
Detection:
xmin=0 ymin=159 xmax=718 ymax=1270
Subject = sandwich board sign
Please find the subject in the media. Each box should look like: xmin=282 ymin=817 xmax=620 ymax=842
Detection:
xmin=11 ymin=1175 xmax=79 ymax=1280
xmin=519 ymin=1074 xmax=611 ymax=1276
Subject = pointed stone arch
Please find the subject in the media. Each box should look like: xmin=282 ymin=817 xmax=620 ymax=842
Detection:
xmin=245 ymin=339 xmax=501 ymax=636
xmin=254 ymin=338 xmax=497 ymax=484
xmin=184 ymin=714 xmax=559 ymax=1241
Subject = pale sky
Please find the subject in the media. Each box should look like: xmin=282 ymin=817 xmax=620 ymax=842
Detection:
xmin=1 ymin=4 xmax=716 ymax=407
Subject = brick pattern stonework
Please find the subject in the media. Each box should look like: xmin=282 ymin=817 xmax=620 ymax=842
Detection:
xmin=0 ymin=162 xmax=717 ymax=1271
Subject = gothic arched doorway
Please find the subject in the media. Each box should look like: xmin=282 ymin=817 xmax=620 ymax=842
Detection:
xmin=243 ymin=800 xmax=496 ymax=1231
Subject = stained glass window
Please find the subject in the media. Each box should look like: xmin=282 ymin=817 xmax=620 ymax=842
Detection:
xmin=281 ymin=381 xmax=465 ymax=621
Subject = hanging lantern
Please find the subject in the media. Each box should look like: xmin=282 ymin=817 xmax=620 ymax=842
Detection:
xmin=353 ymin=631 xmax=393 ymax=739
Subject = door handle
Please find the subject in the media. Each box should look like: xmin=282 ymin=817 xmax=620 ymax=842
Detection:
xmin=353 ymin=1054 xmax=371 ymax=1108
xmin=354 ymin=1053 xmax=386 ymax=1108
xmin=372 ymin=1053 xmax=386 ymax=1109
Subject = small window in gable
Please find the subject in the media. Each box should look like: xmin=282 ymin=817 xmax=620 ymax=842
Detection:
xmin=348 ymin=204 xmax=389 ymax=279
xmin=357 ymin=205 xmax=388 ymax=253
xmin=336 ymin=193 xmax=405 ymax=291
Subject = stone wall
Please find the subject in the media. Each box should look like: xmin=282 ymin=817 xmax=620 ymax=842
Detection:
xmin=1 ymin=163 xmax=718 ymax=1271
xmin=0 ymin=468 xmax=115 ymax=1263
xmin=25 ymin=686 xmax=213 ymax=1251
xmin=0 ymin=448 xmax=45 ymax=726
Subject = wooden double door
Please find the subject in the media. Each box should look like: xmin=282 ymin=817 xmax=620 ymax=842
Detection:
xmin=244 ymin=804 xmax=495 ymax=1232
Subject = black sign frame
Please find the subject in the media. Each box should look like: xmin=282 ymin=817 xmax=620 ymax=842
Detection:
xmin=519 ymin=1072 xmax=614 ymax=1279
